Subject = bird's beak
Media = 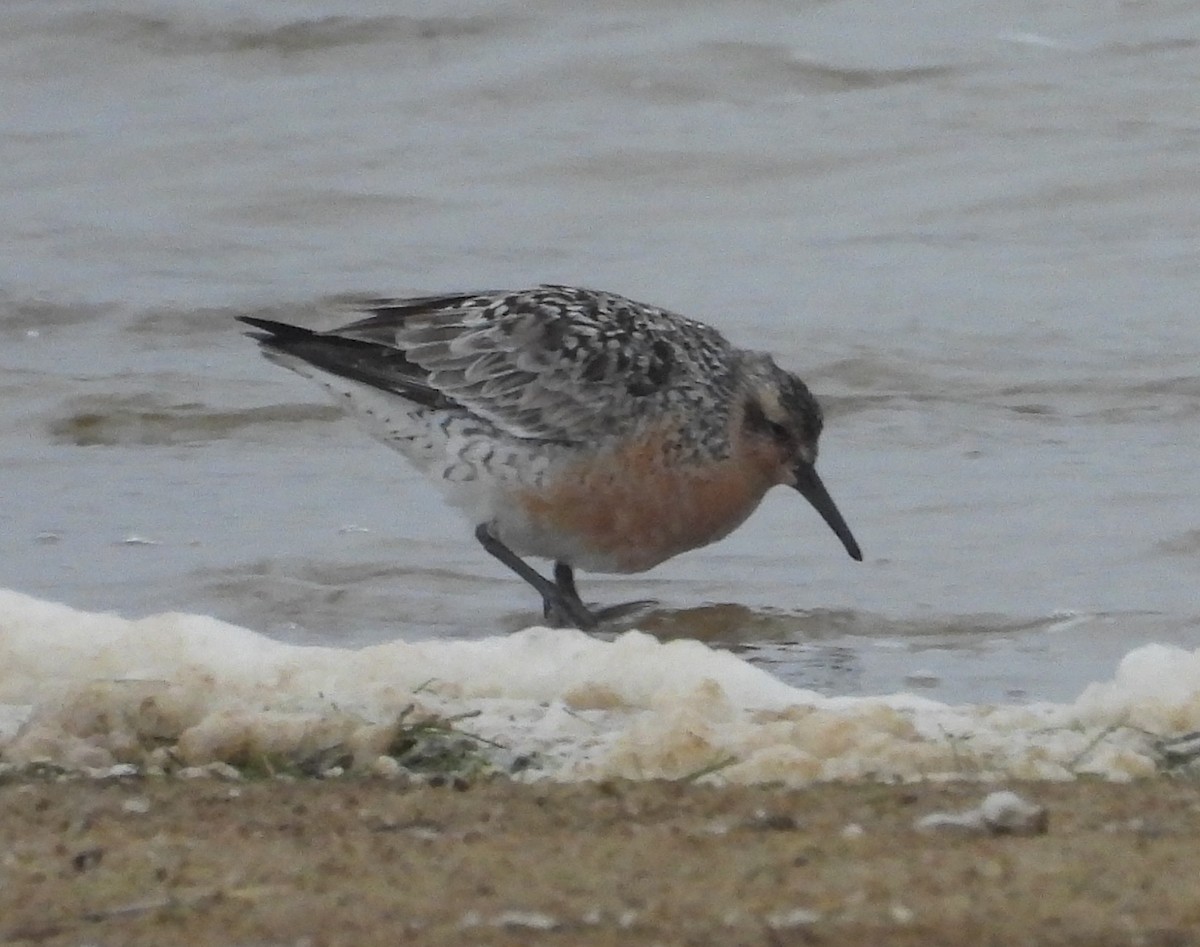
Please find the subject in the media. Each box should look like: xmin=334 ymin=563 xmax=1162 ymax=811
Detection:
xmin=791 ymin=461 xmax=863 ymax=561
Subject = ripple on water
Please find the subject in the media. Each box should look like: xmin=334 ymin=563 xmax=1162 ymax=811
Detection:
xmin=46 ymin=393 xmax=340 ymax=446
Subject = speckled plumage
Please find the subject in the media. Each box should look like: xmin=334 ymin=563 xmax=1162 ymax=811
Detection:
xmin=239 ymin=284 xmax=861 ymax=629
xmin=328 ymin=285 xmax=743 ymax=450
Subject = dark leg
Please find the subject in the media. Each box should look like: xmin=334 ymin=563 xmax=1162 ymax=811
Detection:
xmin=553 ymin=562 xmax=582 ymax=604
xmin=555 ymin=561 xmax=657 ymax=626
xmin=475 ymin=524 xmax=598 ymax=630
xmin=546 ymin=561 xmax=593 ymax=627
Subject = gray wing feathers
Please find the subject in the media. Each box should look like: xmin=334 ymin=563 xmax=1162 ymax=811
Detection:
xmin=327 ymin=286 xmax=733 ymax=443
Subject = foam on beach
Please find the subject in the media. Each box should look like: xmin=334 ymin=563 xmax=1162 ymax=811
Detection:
xmin=1 ymin=589 xmax=1197 ymax=784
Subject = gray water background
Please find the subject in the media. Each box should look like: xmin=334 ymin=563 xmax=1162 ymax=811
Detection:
xmin=2 ymin=0 xmax=1198 ymax=702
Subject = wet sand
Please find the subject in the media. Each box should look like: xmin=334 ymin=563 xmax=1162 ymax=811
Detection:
xmin=3 ymin=775 xmax=1198 ymax=945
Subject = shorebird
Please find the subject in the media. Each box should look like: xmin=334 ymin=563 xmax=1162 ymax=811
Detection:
xmin=239 ymin=285 xmax=861 ymax=629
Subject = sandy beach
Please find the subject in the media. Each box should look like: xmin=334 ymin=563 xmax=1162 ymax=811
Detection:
xmin=3 ymin=774 xmax=1198 ymax=946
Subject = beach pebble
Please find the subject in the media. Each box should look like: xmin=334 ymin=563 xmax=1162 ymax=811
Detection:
xmin=915 ymin=790 xmax=1047 ymax=835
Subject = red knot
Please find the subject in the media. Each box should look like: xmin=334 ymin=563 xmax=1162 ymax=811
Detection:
xmin=239 ymin=285 xmax=862 ymax=629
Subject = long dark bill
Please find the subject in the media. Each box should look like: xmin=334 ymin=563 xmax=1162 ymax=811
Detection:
xmin=792 ymin=461 xmax=863 ymax=561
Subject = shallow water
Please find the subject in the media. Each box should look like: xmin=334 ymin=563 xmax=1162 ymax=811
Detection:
xmin=2 ymin=0 xmax=1198 ymax=704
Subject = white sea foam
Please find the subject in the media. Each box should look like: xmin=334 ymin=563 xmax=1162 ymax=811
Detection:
xmin=1 ymin=589 xmax=1197 ymax=783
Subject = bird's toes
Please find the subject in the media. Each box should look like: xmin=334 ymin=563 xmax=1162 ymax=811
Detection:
xmin=593 ymin=599 xmax=658 ymax=624
xmin=542 ymin=596 xmax=598 ymax=632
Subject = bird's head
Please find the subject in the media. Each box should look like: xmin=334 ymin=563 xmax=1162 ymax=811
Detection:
xmin=739 ymin=356 xmax=863 ymax=561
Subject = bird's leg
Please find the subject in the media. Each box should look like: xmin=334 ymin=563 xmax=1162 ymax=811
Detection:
xmin=474 ymin=524 xmax=598 ymax=630
xmin=547 ymin=561 xmax=591 ymax=627
xmin=553 ymin=561 xmax=583 ymax=604
xmin=554 ymin=561 xmax=658 ymax=626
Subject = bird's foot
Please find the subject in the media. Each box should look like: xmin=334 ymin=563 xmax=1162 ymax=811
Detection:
xmin=592 ymin=599 xmax=658 ymax=624
xmin=539 ymin=561 xmax=657 ymax=631
xmin=541 ymin=593 xmax=599 ymax=631
xmin=541 ymin=596 xmax=658 ymax=631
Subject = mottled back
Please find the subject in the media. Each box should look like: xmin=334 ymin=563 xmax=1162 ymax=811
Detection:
xmin=334 ymin=285 xmax=739 ymax=444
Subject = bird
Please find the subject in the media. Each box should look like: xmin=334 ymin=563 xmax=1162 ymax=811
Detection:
xmin=237 ymin=284 xmax=862 ymax=630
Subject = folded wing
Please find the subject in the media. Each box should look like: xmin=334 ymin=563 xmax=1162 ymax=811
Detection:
xmin=248 ymin=286 xmax=733 ymax=444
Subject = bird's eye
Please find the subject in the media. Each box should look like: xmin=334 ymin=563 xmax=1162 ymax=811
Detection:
xmin=743 ymin=400 xmax=792 ymax=442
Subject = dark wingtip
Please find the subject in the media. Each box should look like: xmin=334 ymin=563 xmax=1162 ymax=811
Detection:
xmin=235 ymin=316 xmax=314 ymax=345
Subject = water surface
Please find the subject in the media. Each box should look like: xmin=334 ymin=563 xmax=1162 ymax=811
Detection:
xmin=2 ymin=0 xmax=1197 ymax=702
